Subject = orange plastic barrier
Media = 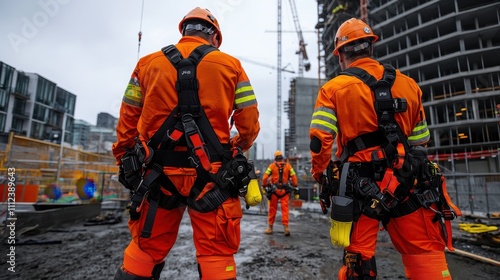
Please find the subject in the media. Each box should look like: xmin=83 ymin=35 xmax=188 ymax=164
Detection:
xmin=0 ymin=184 xmax=40 ymax=202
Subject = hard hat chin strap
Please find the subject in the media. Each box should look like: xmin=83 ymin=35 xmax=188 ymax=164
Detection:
xmin=342 ymin=41 xmax=371 ymax=53
xmin=183 ymin=23 xmax=215 ymax=35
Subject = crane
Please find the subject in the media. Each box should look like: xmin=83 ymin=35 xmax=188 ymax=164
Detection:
xmin=238 ymin=57 xmax=295 ymax=74
xmin=274 ymin=0 xmax=311 ymax=152
xmin=277 ymin=0 xmax=283 ymax=151
xmin=360 ymin=0 xmax=368 ymax=23
xmin=288 ymin=0 xmax=311 ymax=77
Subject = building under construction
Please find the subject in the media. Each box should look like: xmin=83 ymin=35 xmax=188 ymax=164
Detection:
xmin=313 ymin=0 xmax=500 ymax=215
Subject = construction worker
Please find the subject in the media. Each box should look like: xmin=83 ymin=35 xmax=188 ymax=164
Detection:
xmin=112 ymin=7 xmax=260 ymax=280
xmin=262 ymin=150 xmax=299 ymax=236
xmin=309 ymin=18 xmax=460 ymax=280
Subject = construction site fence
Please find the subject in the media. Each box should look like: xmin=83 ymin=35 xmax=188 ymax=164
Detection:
xmin=446 ymin=173 xmax=500 ymax=218
xmin=0 ymin=133 xmax=125 ymax=202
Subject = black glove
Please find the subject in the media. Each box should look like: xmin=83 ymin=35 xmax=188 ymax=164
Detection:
xmin=264 ymin=184 xmax=273 ymax=200
xmin=318 ymin=174 xmax=331 ymax=214
xmin=118 ymin=165 xmax=132 ymax=190
xmin=118 ymin=165 xmax=141 ymax=191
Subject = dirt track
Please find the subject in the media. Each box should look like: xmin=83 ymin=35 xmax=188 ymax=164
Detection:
xmin=1 ymin=205 xmax=499 ymax=280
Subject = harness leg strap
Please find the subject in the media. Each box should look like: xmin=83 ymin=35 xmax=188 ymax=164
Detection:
xmin=141 ymin=188 xmax=160 ymax=238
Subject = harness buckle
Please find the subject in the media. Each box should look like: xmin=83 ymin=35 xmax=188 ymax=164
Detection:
xmin=371 ymin=149 xmax=386 ymax=162
xmin=181 ymin=113 xmax=198 ymax=136
xmin=442 ymin=209 xmax=456 ymax=220
xmin=416 ymin=188 xmax=440 ymax=208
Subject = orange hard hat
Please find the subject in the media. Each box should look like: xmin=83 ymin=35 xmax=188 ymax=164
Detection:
xmin=274 ymin=150 xmax=283 ymax=158
xmin=333 ymin=18 xmax=378 ymax=56
xmin=179 ymin=7 xmax=222 ymax=47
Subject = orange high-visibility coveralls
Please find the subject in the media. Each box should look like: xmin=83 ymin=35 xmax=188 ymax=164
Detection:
xmin=310 ymin=57 xmax=459 ymax=279
xmin=262 ymin=161 xmax=298 ymax=227
xmin=112 ymin=36 xmax=260 ymax=279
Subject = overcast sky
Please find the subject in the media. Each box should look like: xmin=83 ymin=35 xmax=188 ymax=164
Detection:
xmin=0 ymin=0 xmax=322 ymax=158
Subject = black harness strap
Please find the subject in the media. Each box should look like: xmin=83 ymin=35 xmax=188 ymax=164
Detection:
xmin=339 ymin=64 xmax=405 ymax=163
xmin=135 ymin=44 xmax=227 ymax=238
xmin=337 ymin=65 xmax=421 ymax=219
xmin=161 ymin=45 xmax=239 ymax=212
xmin=276 ymin=163 xmax=284 ymax=186
xmin=157 ymin=44 xmax=226 ymax=158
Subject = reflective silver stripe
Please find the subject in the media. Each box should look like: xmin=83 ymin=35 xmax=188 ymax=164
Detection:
xmin=122 ymin=96 xmax=142 ymax=107
xmin=310 ymin=106 xmax=338 ymax=135
xmin=408 ymin=119 xmax=430 ymax=145
xmin=129 ymin=77 xmax=140 ymax=86
xmin=235 ymin=81 xmax=257 ymax=109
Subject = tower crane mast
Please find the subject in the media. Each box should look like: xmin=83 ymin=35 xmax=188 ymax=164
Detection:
xmin=277 ymin=0 xmax=283 ymax=151
xmin=360 ymin=0 xmax=368 ymax=23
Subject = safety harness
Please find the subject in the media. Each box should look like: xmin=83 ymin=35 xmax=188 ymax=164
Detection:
xmin=121 ymin=44 xmax=252 ymax=238
xmin=337 ymin=64 xmax=459 ymax=248
xmin=266 ymin=162 xmax=297 ymax=199
xmin=277 ymin=163 xmax=285 ymax=187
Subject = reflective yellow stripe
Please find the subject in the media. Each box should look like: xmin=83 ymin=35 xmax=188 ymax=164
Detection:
xmin=235 ymin=95 xmax=256 ymax=105
xmin=311 ymin=119 xmax=338 ymax=133
xmin=408 ymin=129 xmax=430 ymax=142
xmin=312 ymin=110 xmax=337 ymax=122
xmin=235 ymin=85 xmax=253 ymax=94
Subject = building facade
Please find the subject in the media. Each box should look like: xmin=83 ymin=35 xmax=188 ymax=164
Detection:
xmin=0 ymin=61 xmax=76 ymax=144
xmin=285 ymin=77 xmax=325 ymax=174
xmin=96 ymin=112 xmax=117 ymax=129
xmin=317 ymin=0 xmax=500 ymax=215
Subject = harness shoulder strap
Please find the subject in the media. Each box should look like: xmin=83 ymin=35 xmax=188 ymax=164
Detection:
xmin=338 ymin=64 xmax=408 ymax=162
xmin=276 ymin=162 xmax=284 ymax=184
xmin=148 ymin=44 xmax=218 ymax=149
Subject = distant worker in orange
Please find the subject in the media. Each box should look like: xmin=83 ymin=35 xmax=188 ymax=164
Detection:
xmin=112 ymin=7 xmax=260 ymax=280
xmin=309 ymin=18 xmax=461 ymax=279
xmin=262 ymin=150 xmax=299 ymax=236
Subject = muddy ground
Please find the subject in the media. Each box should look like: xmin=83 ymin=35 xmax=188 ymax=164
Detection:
xmin=1 ymin=204 xmax=499 ymax=280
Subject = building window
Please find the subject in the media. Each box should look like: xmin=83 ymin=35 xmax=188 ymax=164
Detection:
xmin=0 ymin=89 xmax=9 ymax=112
xmin=35 ymin=77 xmax=55 ymax=105
xmin=0 ymin=63 xmax=15 ymax=90
xmin=0 ymin=112 xmax=6 ymax=132
xmin=30 ymin=121 xmax=44 ymax=140
xmin=11 ymin=118 xmax=24 ymax=134
xmin=13 ymin=98 xmax=26 ymax=115
xmin=15 ymin=72 xmax=30 ymax=96
xmin=33 ymin=104 xmax=48 ymax=121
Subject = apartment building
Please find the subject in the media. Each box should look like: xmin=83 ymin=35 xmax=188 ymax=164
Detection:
xmin=0 ymin=61 xmax=76 ymax=144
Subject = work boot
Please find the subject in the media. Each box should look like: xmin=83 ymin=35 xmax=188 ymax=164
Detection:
xmin=264 ymin=224 xmax=273 ymax=234
xmin=284 ymin=225 xmax=290 ymax=236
